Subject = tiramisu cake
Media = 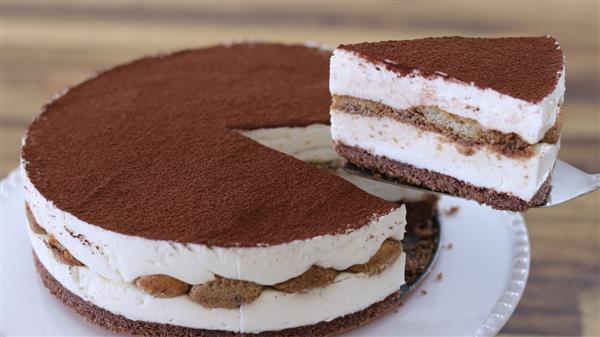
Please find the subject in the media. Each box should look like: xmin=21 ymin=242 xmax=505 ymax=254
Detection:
xmin=21 ymin=43 xmax=438 ymax=336
xmin=330 ymin=36 xmax=565 ymax=211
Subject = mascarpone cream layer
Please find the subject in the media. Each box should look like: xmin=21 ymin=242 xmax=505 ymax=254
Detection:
xmin=31 ymin=226 xmax=405 ymax=333
xmin=330 ymin=110 xmax=559 ymax=202
xmin=330 ymin=49 xmax=565 ymax=145
xmin=23 ymin=166 xmax=405 ymax=285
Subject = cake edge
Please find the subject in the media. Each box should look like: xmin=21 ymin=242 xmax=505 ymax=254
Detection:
xmin=34 ymin=255 xmax=406 ymax=337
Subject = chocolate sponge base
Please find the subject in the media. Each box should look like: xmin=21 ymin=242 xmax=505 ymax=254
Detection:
xmin=335 ymin=143 xmax=551 ymax=212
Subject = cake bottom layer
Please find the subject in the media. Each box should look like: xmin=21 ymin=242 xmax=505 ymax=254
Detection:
xmin=335 ymin=143 xmax=551 ymax=212
xmin=35 ymin=256 xmax=403 ymax=337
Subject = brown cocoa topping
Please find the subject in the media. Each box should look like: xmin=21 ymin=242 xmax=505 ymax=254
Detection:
xmin=22 ymin=43 xmax=397 ymax=248
xmin=340 ymin=36 xmax=564 ymax=103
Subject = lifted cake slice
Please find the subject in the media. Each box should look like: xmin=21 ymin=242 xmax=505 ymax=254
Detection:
xmin=330 ymin=36 xmax=565 ymax=211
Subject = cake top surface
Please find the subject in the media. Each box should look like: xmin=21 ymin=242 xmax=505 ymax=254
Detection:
xmin=339 ymin=36 xmax=564 ymax=103
xmin=22 ymin=43 xmax=396 ymax=247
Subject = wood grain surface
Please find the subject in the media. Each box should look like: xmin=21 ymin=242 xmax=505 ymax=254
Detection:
xmin=1 ymin=2 xmax=598 ymax=336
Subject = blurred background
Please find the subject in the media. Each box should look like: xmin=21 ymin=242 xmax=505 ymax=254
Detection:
xmin=1 ymin=1 xmax=598 ymax=336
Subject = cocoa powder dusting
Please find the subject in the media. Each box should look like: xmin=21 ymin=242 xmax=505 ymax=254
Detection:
xmin=22 ymin=43 xmax=396 ymax=247
xmin=340 ymin=36 xmax=564 ymax=103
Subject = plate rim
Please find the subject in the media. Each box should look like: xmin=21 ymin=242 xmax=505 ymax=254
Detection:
xmin=473 ymin=209 xmax=530 ymax=337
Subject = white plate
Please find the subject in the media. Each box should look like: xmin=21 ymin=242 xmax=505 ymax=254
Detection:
xmin=1 ymin=169 xmax=529 ymax=337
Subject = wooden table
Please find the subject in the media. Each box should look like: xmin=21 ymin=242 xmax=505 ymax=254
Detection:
xmin=2 ymin=2 xmax=598 ymax=336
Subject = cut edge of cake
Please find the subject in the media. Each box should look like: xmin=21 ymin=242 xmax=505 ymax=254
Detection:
xmin=329 ymin=36 xmax=565 ymax=211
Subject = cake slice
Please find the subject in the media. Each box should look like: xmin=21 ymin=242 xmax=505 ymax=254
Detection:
xmin=330 ymin=36 xmax=565 ymax=211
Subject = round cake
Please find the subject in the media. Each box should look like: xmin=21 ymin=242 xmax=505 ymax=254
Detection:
xmin=21 ymin=42 xmax=438 ymax=336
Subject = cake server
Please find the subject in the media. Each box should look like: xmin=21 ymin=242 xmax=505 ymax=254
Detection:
xmin=342 ymin=160 xmax=600 ymax=208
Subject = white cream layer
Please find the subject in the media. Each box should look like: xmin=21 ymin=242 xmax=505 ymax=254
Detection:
xmin=23 ymin=166 xmax=405 ymax=286
xmin=240 ymin=124 xmax=434 ymax=203
xmin=31 ymin=226 xmax=405 ymax=333
xmin=330 ymin=110 xmax=560 ymax=202
xmin=330 ymin=49 xmax=565 ymax=145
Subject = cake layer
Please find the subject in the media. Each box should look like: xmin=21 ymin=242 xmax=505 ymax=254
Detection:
xmin=336 ymin=143 xmax=551 ymax=211
xmin=331 ymin=95 xmax=562 ymax=158
xmin=24 ymin=170 xmax=405 ymax=285
xmin=330 ymin=110 xmax=559 ymax=203
xmin=28 ymin=202 xmax=403 ymax=308
xmin=30 ymin=226 xmax=405 ymax=333
xmin=330 ymin=44 xmax=565 ymax=144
